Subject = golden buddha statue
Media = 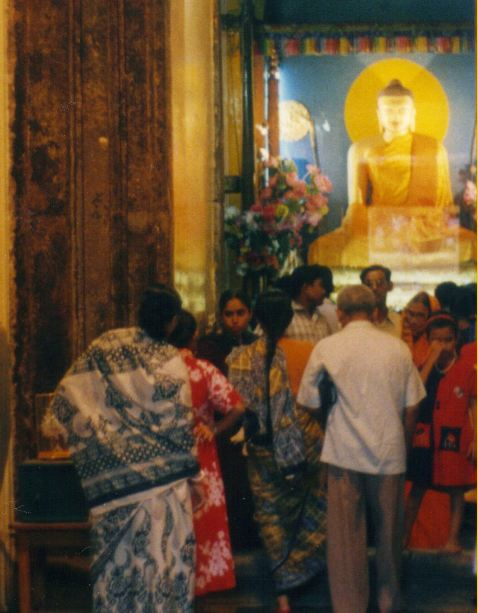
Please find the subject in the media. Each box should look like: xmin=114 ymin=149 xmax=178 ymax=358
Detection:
xmin=309 ymin=79 xmax=476 ymax=267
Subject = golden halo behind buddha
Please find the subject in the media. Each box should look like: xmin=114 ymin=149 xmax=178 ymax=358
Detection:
xmin=344 ymin=58 xmax=449 ymax=143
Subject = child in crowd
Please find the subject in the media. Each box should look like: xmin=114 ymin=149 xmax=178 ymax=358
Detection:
xmin=196 ymin=289 xmax=259 ymax=550
xmin=404 ymin=313 xmax=476 ymax=552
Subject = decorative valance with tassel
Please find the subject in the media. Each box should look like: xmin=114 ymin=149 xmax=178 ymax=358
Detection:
xmin=255 ymin=24 xmax=475 ymax=57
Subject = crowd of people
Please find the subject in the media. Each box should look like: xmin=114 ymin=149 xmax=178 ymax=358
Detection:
xmin=43 ymin=266 xmax=476 ymax=613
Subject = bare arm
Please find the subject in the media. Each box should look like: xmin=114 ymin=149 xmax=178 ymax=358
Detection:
xmin=419 ymin=341 xmax=445 ymax=384
xmin=215 ymin=404 xmax=245 ymax=437
xmin=194 ymin=402 xmax=244 ymax=443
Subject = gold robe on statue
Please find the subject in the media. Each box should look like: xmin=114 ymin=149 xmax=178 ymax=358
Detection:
xmin=309 ymin=132 xmax=476 ymax=267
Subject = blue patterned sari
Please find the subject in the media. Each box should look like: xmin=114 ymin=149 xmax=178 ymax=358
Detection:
xmin=46 ymin=327 xmax=199 ymax=612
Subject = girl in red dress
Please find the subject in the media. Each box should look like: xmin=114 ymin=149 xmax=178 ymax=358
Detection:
xmin=404 ymin=313 xmax=476 ymax=552
xmin=170 ymin=310 xmax=244 ymax=596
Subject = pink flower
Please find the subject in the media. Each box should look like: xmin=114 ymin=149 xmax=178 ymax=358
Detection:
xmin=306 ymin=212 xmax=322 ymax=227
xmin=306 ymin=193 xmax=328 ymax=210
xmin=313 ymin=173 xmax=333 ymax=193
xmin=250 ymin=203 xmax=262 ymax=212
xmin=292 ymin=182 xmax=307 ymax=197
xmin=306 ymin=164 xmax=320 ymax=174
xmin=285 ymin=172 xmax=300 ymax=187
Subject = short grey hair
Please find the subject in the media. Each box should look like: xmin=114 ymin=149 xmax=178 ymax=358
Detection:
xmin=337 ymin=284 xmax=375 ymax=316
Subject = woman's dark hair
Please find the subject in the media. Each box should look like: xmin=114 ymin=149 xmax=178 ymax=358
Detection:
xmin=273 ymin=274 xmax=293 ymax=297
xmin=138 ymin=284 xmax=182 ymax=341
xmin=169 ymin=309 xmax=197 ymax=349
xmin=254 ymin=289 xmax=294 ymax=342
xmin=450 ymin=285 xmax=477 ymax=321
xmin=426 ymin=311 xmax=459 ymax=339
xmin=218 ymin=289 xmax=252 ymax=315
xmin=254 ymin=289 xmax=294 ymax=440
xmin=434 ymin=281 xmax=458 ymax=312
xmin=407 ymin=291 xmax=432 ymax=317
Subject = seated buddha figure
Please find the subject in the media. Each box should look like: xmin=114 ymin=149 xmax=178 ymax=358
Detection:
xmin=308 ymin=79 xmax=476 ymax=267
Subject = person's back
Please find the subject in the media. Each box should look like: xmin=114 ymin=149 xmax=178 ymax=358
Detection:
xmin=51 ymin=325 xmax=197 ymax=505
xmin=228 ymin=289 xmax=327 ymax=612
xmin=297 ymin=285 xmax=425 ymax=613
xmin=310 ymin=321 xmax=417 ymax=473
xmin=44 ymin=285 xmax=200 ymax=613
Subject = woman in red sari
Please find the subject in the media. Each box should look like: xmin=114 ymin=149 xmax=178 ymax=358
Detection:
xmin=170 ymin=310 xmax=244 ymax=596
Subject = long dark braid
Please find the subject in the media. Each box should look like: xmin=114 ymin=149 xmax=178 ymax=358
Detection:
xmin=254 ymin=289 xmax=294 ymax=440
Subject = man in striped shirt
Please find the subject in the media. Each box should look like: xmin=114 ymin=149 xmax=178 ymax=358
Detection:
xmin=285 ymin=265 xmax=333 ymax=343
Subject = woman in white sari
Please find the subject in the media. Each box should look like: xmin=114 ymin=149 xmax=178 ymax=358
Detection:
xmin=44 ymin=285 xmax=199 ymax=612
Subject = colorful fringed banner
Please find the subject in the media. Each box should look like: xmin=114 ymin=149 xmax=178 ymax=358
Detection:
xmin=256 ymin=27 xmax=475 ymax=57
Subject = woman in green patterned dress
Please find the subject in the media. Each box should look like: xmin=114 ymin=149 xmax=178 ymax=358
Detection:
xmin=227 ymin=289 xmax=327 ymax=613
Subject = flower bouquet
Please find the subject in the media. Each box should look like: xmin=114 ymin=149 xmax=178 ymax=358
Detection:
xmin=224 ymin=157 xmax=332 ymax=282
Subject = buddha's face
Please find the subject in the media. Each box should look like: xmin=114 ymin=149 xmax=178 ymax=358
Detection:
xmin=377 ymin=95 xmax=415 ymax=139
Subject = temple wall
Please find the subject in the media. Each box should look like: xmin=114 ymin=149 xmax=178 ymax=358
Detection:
xmin=11 ymin=0 xmax=173 ymax=471
xmin=2 ymin=0 xmax=184 ymax=607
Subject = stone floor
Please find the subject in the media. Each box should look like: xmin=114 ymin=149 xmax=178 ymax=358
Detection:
xmin=196 ymin=545 xmax=476 ymax=612
xmin=8 ymin=504 xmax=477 ymax=612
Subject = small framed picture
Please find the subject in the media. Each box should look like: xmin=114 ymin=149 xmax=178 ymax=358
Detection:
xmin=35 ymin=392 xmax=70 ymax=460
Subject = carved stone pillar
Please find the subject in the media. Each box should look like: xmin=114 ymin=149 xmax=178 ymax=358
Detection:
xmin=12 ymin=0 xmax=173 ymax=464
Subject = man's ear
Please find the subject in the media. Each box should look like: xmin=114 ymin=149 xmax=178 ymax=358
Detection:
xmin=336 ymin=308 xmax=347 ymax=327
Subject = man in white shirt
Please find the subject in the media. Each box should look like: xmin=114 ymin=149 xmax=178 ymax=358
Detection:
xmin=285 ymin=265 xmax=333 ymax=342
xmin=360 ymin=264 xmax=402 ymax=337
xmin=297 ymin=285 xmax=425 ymax=613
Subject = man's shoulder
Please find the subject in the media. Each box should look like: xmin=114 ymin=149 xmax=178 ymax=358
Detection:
xmin=340 ymin=322 xmax=409 ymax=351
xmin=369 ymin=328 xmax=414 ymax=362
